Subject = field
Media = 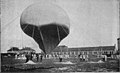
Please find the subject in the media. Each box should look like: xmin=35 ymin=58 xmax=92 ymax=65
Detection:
xmin=1 ymin=55 xmax=120 ymax=72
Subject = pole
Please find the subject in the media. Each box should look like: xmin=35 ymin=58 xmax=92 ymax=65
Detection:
xmin=118 ymin=0 xmax=120 ymax=38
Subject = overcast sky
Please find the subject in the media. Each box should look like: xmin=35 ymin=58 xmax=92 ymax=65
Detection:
xmin=1 ymin=0 xmax=120 ymax=53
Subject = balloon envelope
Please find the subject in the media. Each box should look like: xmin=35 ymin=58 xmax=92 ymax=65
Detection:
xmin=20 ymin=3 xmax=70 ymax=54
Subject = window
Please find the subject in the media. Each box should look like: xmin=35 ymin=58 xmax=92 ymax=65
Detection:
xmin=66 ymin=52 xmax=68 ymax=54
xmin=92 ymin=51 xmax=94 ymax=54
xmin=52 ymin=52 xmax=54 ymax=55
xmin=89 ymin=51 xmax=92 ymax=54
xmin=107 ymin=51 xmax=110 ymax=54
xmin=78 ymin=51 xmax=80 ymax=54
xmin=70 ymin=52 xmax=72 ymax=55
xmin=79 ymin=52 xmax=82 ymax=55
xmin=94 ymin=51 xmax=97 ymax=54
xmin=59 ymin=52 xmax=61 ymax=54
xmin=74 ymin=51 xmax=76 ymax=55
xmin=82 ymin=51 xmax=84 ymax=54
xmin=110 ymin=51 xmax=113 ymax=54
xmin=46 ymin=54 xmax=49 ymax=58
xmin=87 ymin=51 xmax=89 ymax=54
xmin=72 ymin=51 xmax=74 ymax=55
xmin=98 ymin=51 xmax=102 ymax=55
xmin=64 ymin=52 xmax=67 ymax=54
xmin=84 ymin=51 xmax=87 ymax=55
xmin=97 ymin=51 xmax=99 ymax=54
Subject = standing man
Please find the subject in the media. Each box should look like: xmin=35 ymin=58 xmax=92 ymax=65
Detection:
xmin=40 ymin=55 xmax=43 ymax=62
xmin=36 ymin=54 xmax=39 ymax=62
xmin=59 ymin=55 xmax=63 ymax=62
xmin=25 ymin=53 xmax=33 ymax=63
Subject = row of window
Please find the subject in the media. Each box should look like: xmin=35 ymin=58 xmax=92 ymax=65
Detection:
xmin=51 ymin=50 xmax=114 ymax=55
xmin=43 ymin=51 xmax=114 ymax=59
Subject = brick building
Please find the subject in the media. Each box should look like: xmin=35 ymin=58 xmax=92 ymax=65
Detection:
xmin=44 ymin=45 xmax=115 ymax=59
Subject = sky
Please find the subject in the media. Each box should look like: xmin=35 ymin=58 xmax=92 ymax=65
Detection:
xmin=1 ymin=0 xmax=120 ymax=53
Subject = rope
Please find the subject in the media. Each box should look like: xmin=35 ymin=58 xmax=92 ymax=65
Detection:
xmin=38 ymin=27 xmax=46 ymax=53
xmin=20 ymin=24 xmax=29 ymax=48
xmin=32 ymin=26 xmax=35 ymax=38
xmin=60 ymin=25 xmax=69 ymax=53
xmin=2 ymin=15 xmax=20 ymax=32
xmin=38 ymin=28 xmax=44 ymax=41
xmin=61 ymin=25 xmax=69 ymax=35
xmin=57 ymin=26 xmax=60 ymax=42
xmin=22 ymin=24 xmax=29 ymax=31
xmin=56 ymin=25 xmax=63 ymax=53
xmin=21 ymin=29 xmax=23 ymax=48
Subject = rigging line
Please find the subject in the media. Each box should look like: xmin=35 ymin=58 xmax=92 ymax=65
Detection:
xmin=61 ymin=25 xmax=69 ymax=35
xmin=38 ymin=27 xmax=46 ymax=52
xmin=22 ymin=24 xmax=29 ymax=31
xmin=32 ymin=26 xmax=35 ymax=38
xmin=57 ymin=26 xmax=62 ymax=53
xmin=21 ymin=28 xmax=23 ymax=48
xmin=38 ymin=28 xmax=44 ymax=41
xmin=57 ymin=26 xmax=60 ymax=42
xmin=2 ymin=15 xmax=20 ymax=31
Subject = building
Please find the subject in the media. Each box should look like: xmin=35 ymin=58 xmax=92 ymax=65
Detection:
xmin=45 ymin=45 xmax=115 ymax=59
xmin=7 ymin=47 xmax=36 ymax=54
xmin=19 ymin=47 xmax=36 ymax=54
xmin=7 ymin=47 xmax=19 ymax=54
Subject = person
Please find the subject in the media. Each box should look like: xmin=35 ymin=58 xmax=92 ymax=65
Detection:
xmin=25 ymin=53 xmax=33 ymax=63
xmin=102 ymin=55 xmax=107 ymax=61
xmin=15 ymin=54 xmax=18 ymax=59
xmin=85 ymin=55 xmax=88 ymax=61
xmin=104 ymin=55 xmax=107 ymax=61
xmin=59 ymin=55 xmax=63 ymax=62
xmin=78 ymin=54 xmax=81 ymax=61
xmin=25 ymin=54 xmax=29 ymax=63
xmin=83 ymin=55 xmax=85 ymax=61
xmin=36 ymin=54 xmax=39 ymax=62
xmin=40 ymin=55 xmax=43 ymax=62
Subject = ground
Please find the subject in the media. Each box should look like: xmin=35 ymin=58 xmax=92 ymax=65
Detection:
xmin=1 ymin=55 xmax=120 ymax=72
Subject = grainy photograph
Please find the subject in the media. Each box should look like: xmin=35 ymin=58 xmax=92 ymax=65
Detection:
xmin=1 ymin=0 xmax=120 ymax=72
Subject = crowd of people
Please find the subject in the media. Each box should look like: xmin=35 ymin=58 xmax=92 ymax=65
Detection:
xmin=15 ymin=53 xmax=43 ymax=63
xmin=14 ymin=52 xmax=116 ymax=63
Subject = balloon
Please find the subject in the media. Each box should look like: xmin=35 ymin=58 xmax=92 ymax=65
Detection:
xmin=20 ymin=3 xmax=70 ymax=54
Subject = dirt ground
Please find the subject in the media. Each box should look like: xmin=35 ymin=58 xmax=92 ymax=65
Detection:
xmin=1 ymin=56 xmax=120 ymax=72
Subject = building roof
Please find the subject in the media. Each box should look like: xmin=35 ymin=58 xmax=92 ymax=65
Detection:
xmin=53 ymin=46 xmax=115 ymax=52
xmin=69 ymin=46 xmax=115 ymax=51
xmin=20 ymin=47 xmax=35 ymax=52
xmin=7 ymin=47 xmax=19 ymax=51
xmin=53 ymin=45 xmax=68 ymax=52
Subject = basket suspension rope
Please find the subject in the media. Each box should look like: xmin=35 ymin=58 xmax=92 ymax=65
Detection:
xmin=57 ymin=25 xmax=63 ymax=53
xmin=38 ymin=27 xmax=46 ymax=53
xmin=61 ymin=25 xmax=68 ymax=35
xmin=22 ymin=24 xmax=29 ymax=31
xmin=32 ymin=26 xmax=35 ymax=38
xmin=57 ymin=25 xmax=61 ymax=42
